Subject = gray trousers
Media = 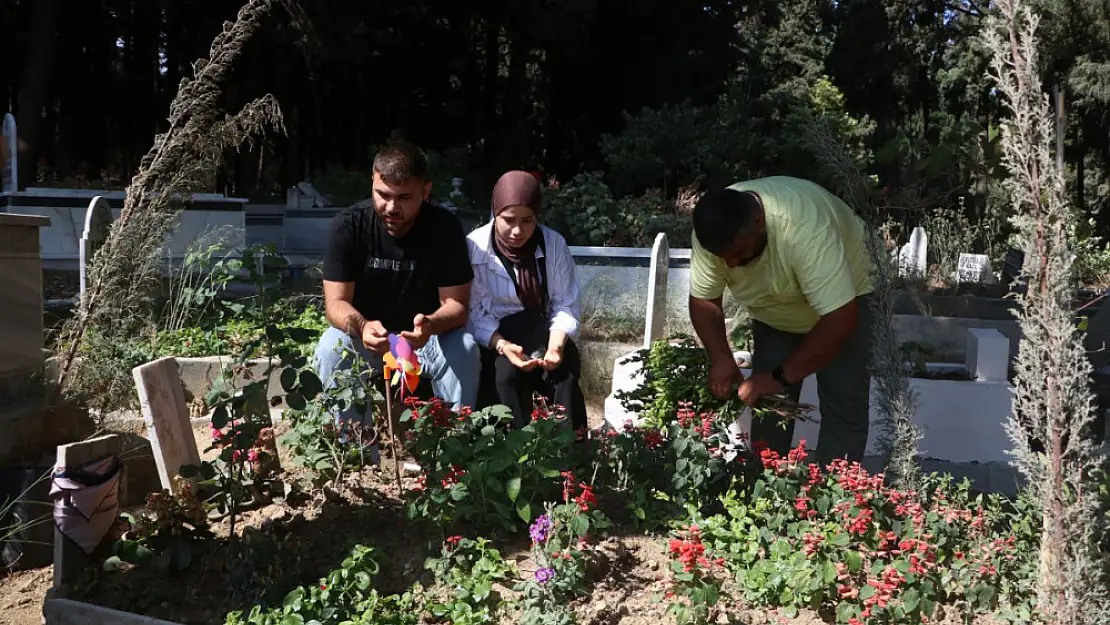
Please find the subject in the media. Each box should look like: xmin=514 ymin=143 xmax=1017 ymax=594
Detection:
xmin=750 ymin=294 xmax=873 ymax=465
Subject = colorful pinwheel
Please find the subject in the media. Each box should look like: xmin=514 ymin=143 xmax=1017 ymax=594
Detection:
xmin=383 ymin=334 xmax=422 ymax=396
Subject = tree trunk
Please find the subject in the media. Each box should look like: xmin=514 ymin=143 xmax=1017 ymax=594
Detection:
xmin=15 ymin=0 xmax=60 ymax=189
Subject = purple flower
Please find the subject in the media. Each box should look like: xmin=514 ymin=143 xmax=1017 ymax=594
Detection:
xmin=529 ymin=515 xmax=553 ymax=544
xmin=534 ymin=567 xmax=555 ymax=584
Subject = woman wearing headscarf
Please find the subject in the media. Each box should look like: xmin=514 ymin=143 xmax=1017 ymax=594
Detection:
xmin=466 ymin=171 xmax=587 ymax=433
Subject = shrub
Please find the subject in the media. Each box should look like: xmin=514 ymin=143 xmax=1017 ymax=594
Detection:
xmin=698 ymin=442 xmax=1039 ymax=623
xmin=401 ymin=399 xmax=579 ymax=533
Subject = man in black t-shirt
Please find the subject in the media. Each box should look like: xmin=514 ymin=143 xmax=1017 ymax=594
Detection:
xmin=314 ymin=141 xmax=480 ymax=427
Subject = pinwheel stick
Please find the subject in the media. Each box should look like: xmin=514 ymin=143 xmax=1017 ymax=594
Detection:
xmin=383 ymin=379 xmax=403 ymax=494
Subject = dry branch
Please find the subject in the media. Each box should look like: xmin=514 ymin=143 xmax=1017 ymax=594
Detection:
xmin=53 ymin=0 xmax=294 ymax=410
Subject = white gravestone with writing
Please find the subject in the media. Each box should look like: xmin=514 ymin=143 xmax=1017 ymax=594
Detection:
xmin=1 ymin=113 xmax=17 ymax=194
xmin=79 ymin=196 xmax=113 ymax=304
xmin=897 ymin=226 xmax=928 ymax=278
xmin=644 ymin=232 xmax=670 ymax=349
xmin=132 ymin=357 xmax=201 ymax=494
xmin=956 ymin=253 xmax=995 ymax=284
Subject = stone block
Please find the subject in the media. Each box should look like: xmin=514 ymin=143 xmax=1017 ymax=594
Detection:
xmin=966 ymin=328 xmax=1010 ymax=382
xmin=0 ymin=213 xmax=50 ymax=381
xmin=0 ymin=399 xmax=96 ymax=465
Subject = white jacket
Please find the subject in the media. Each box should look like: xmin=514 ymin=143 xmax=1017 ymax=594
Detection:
xmin=466 ymin=222 xmax=581 ymax=349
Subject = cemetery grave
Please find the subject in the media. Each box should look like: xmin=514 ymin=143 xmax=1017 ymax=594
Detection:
xmin=0 ymin=208 xmax=1091 ymax=625
xmin=0 ymin=215 xmax=1060 ymax=625
xmin=4 ymin=1 xmax=1110 ymax=618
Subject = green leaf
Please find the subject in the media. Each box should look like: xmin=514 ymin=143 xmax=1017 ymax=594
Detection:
xmin=835 ymin=601 xmax=857 ymax=623
xmin=102 ymin=556 xmax=125 ymax=572
xmin=178 ymin=464 xmax=199 ymax=479
xmin=281 ymin=615 xmax=305 ymax=625
xmin=212 ymin=405 xmax=230 ymax=429
xmin=287 ymin=327 xmax=316 ymax=343
xmin=516 ymin=500 xmax=532 ymax=523
xmin=569 ymin=514 xmax=589 ymax=537
xmin=449 ymin=483 xmax=469 ymax=501
xmin=903 ymin=588 xmax=920 ymax=612
xmin=506 ymin=477 xmax=522 ymax=502
xmin=299 ymin=370 xmax=324 ymax=399
xmin=846 ymin=550 xmax=862 ymax=573
xmin=822 ymin=560 xmax=837 ymax=584
xmin=280 ymin=368 xmax=298 ymax=392
xmin=286 ymin=391 xmax=306 ymax=411
xmin=481 ymin=425 xmax=496 ymax=437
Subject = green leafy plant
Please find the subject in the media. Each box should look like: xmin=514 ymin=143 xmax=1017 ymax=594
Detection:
xmin=616 ymin=335 xmax=811 ymax=430
xmin=697 ymin=441 xmax=1039 ymax=623
xmin=179 ymin=248 xmax=324 ymax=551
xmin=401 ymin=399 xmax=576 ymax=533
xmin=594 ymin=420 xmax=676 ymax=528
xmin=424 ymin=536 xmax=516 ymax=624
xmin=279 ymin=347 xmax=381 ymax=487
xmin=515 ymin=475 xmax=612 ymax=625
xmin=105 ymin=476 xmax=214 ymax=573
xmin=662 ymin=523 xmax=729 ymax=625
xmin=616 ymin=335 xmax=733 ymax=427
xmin=224 ymin=544 xmax=422 ymax=625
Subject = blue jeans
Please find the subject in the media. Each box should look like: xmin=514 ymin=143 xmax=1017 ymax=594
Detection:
xmin=312 ymin=326 xmax=480 ymax=425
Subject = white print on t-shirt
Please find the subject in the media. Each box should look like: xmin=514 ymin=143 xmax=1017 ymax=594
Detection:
xmin=366 ymin=257 xmax=418 ymax=272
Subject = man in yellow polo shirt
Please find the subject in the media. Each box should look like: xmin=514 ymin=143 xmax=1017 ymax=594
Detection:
xmin=688 ymin=176 xmax=874 ymax=464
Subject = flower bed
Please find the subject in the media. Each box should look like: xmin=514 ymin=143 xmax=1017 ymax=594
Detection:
xmin=22 ymin=306 xmax=1052 ymax=625
xmin=46 ymin=389 xmax=1045 ymax=625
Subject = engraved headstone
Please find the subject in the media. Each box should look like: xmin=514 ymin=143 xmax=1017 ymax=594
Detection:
xmin=79 ymin=196 xmax=112 ymax=304
xmin=1 ymin=113 xmax=17 ymax=193
xmin=132 ymin=357 xmax=201 ymax=494
xmin=956 ymin=253 xmax=995 ymax=284
xmin=644 ymin=232 xmax=669 ymax=349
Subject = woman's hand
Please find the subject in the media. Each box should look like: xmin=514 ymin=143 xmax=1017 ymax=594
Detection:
xmin=502 ymin=342 xmax=541 ymax=371
xmin=540 ymin=345 xmax=563 ymax=371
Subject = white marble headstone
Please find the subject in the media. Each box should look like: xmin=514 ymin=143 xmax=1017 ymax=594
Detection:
xmin=1 ymin=113 xmax=17 ymax=194
xmin=644 ymin=232 xmax=669 ymax=349
xmin=79 ymin=196 xmax=113 ymax=304
xmin=956 ymin=253 xmax=995 ymax=284
xmin=132 ymin=357 xmax=201 ymax=494
xmin=898 ymin=226 xmax=928 ymax=278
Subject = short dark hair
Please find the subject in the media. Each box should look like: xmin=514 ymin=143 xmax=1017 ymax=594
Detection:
xmin=692 ymin=188 xmax=762 ymax=254
xmin=373 ymin=140 xmax=428 ymax=183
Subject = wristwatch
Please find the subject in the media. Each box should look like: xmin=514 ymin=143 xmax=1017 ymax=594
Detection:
xmin=770 ymin=365 xmax=791 ymax=387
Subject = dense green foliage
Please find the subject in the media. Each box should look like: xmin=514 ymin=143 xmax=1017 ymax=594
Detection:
xmin=6 ymin=0 xmax=1110 ymax=260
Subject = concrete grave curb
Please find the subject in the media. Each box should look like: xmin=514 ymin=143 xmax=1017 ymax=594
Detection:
xmin=44 ymin=598 xmax=184 ymax=625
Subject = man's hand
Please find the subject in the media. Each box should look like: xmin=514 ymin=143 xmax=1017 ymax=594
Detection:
xmin=708 ymin=357 xmax=741 ymax=399
xmin=540 ymin=345 xmax=563 ymax=371
xmin=361 ymin=320 xmax=390 ymax=354
xmin=737 ymin=372 xmax=783 ymax=406
xmin=502 ymin=342 xmax=541 ymax=371
xmin=401 ymin=314 xmax=433 ymax=349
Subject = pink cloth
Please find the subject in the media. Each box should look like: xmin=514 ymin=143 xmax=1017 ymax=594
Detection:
xmin=50 ymin=456 xmax=121 ymax=555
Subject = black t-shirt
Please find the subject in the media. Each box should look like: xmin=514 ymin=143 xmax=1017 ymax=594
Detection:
xmin=323 ymin=202 xmax=473 ymax=333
